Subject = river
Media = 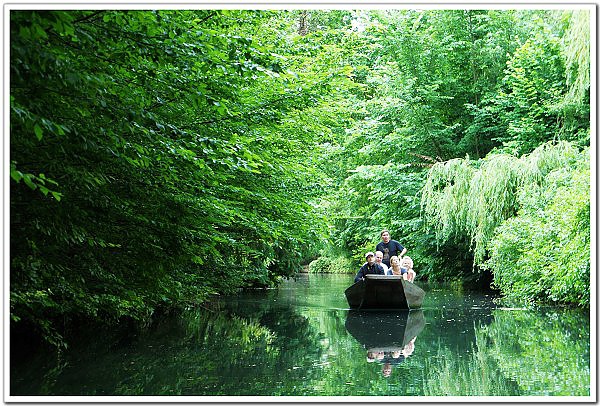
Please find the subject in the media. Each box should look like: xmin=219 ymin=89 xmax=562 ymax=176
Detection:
xmin=10 ymin=273 xmax=590 ymax=398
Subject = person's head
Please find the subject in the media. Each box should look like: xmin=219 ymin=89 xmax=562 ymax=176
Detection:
xmin=375 ymin=251 xmax=384 ymax=264
xmin=366 ymin=351 xmax=377 ymax=362
xmin=401 ymin=256 xmax=413 ymax=270
xmin=365 ymin=251 xmax=375 ymax=265
xmin=382 ymin=363 xmax=392 ymax=377
xmin=380 ymin=230 xmax=391 ymax=243
xmin=390 ymin=255 xmax=400 ymax=268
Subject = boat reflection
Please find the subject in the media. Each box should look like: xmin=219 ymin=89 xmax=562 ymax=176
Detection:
xmin=345 ymin=310 xmax=426 ymax=377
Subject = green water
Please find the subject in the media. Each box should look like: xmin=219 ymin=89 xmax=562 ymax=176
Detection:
xmin=10 ymin=274 xmax=590 ymax=397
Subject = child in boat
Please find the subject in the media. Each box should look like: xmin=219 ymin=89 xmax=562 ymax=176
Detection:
xmin=401 ymin=256 xmax=416 ymax=282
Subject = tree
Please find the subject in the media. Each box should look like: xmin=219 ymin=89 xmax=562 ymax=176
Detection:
xmin=421 ymin=142 xmax=589 ymax=305
xmin=10 ymin=10 xmax=353 ymax=345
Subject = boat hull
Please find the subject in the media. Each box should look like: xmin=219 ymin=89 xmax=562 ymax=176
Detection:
xmin=344 ymin=275 xmax=425 ymax=310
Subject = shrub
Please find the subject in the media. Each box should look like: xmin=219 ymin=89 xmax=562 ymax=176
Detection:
xmin=485 ymin=149 xmax=589 ymax=305
xmin=308 ymin=256 xmax=354 ymax=274
xmin=308 ymin=257 xmax=333 ymax=273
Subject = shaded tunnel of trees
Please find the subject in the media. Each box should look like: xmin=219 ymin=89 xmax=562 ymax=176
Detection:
xmin=10 ymin=9 xmax=590 ymax=346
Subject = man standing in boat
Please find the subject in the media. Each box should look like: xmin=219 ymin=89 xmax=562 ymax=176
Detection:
xmin=376 ymin=230 xmax=407 ymax=268
xmin=354 ymin=252 xmax=385 ymax=282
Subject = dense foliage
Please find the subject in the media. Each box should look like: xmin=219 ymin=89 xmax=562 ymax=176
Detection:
xmin=10 ymin=8 xmax=590 ymax=345
xmin=421 ymin=142 xmax=590 ymax=304
xmin=317 ymin=10 xmax=590 ymax=299
xmin=10 ymin=10 xmax=351 ymax=345
xmin=485 ymin=146 xmax=590 ymax=305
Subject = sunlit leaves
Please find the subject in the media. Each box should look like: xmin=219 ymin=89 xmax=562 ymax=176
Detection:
xmin=9 ymin=8 xmax=592 ymax=347
xmin=10 ymin=9 xmax=340 ymax=346
xmin=422 ymin=142 xmax=589 ymax=304
xmin=486 ymin=148 xmax=590 ymax=305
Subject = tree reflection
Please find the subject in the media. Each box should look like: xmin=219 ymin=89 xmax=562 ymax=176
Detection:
xmin=421 ymin=307 xmax=590 ymax=396
xmin=11 ymin=277 xmax=591 ymax=397
xmin=481 ymin=308 xmax=590 ymax=396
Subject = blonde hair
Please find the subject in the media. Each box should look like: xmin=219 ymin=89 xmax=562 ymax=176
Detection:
xmin=389 ymin=256 xmax=402 ymax=275
xmin=401 ymin=256 xmax=413 ymax=269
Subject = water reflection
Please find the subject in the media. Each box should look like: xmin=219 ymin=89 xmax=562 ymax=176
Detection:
xmin=345 ymin=310 xmax=425 ymax=377
xmin=10 ymin=275 xmax=590 ymax=397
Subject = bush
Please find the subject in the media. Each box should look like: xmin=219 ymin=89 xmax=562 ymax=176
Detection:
xmin=329 ymin=256 xmax=354 ymax=274
xmin=485 ymin=148 xmax=589 ymax=306
xmin=308 ymin=257 xmax=333 ymax=273
xmin=308 ymin=256 xmax=354 ymax=274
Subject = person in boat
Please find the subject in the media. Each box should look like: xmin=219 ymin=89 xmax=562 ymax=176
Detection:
xmin=388 ymin=255 xmax=405 ymax=277
xmin=375 ymin=230 xmax=407 ymax=268
xmin=400 ymin=256 xmax=416 ymax=282
xmin=374 ymin=251 xmax=389 ymax=274
xmin=354 ymin=251 xmax=385 ymax=282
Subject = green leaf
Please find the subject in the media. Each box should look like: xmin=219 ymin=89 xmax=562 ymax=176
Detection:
xmin=10 ymin=162 xmax=23 ymax=182
xmin=32 ymin=23 xmax=48 ymax=40
xmin=22 ymin=174 xmax=36 ymax=190
xmin=38 ymin=185 xmax=49 ymax=196
xmin=34 ymin=124 xmax=43 ymax=141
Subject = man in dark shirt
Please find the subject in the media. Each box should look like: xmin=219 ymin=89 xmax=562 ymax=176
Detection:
xmin=375 ymin=230 xmax=407 ymax=268
xmin=354 ymin=252 xmax=385 ymax=282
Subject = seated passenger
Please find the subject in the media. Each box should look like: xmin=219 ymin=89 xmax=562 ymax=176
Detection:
xmin=354 ymin=252 xmax=385 ymax=282
xmin=401 ymin=256 xmax=416 ymax=282
xmin=375 ymin=251 xmax=389 ymax=274
xmin=388 ymin=255 xmax=405 ymax=276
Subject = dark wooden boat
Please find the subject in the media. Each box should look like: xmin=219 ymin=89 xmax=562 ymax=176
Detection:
xmin=344 ymin=275 xmax=426 ymax=310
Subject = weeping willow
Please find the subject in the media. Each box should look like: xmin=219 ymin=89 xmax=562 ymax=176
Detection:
xmin=562 ymin=10 xmax=590 ymax=106
xmin=421 ymin=141 xmax=582 ymax=265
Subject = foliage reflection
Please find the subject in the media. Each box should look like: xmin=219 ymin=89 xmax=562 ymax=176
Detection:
xmin=11 ymin=276 xmax=590 ymax=397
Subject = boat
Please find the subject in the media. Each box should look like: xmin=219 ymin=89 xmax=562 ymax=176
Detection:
xmin=344 ymin=274 xmax=426 ymax=310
